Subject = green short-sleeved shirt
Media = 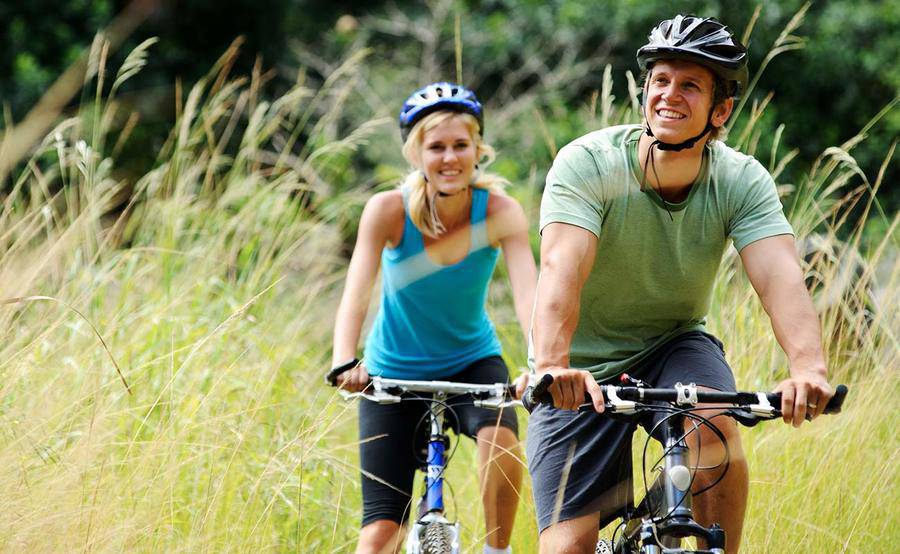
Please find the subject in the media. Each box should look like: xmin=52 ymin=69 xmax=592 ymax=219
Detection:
xmin=538 ymin=125 xmax=793 ymax=381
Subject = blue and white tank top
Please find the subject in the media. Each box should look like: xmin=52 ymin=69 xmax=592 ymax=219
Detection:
xmin=363 ymin=186 xmax=502 ymax=379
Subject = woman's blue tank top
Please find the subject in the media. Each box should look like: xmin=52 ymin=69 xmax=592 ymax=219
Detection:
xmin=363 ymin=187 xmax=502 ymax=379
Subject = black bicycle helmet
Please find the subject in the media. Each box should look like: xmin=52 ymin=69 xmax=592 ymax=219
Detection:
xmin=637 ymin=15 xmax=748 ymax=97
xmin=399 ymin=82 xmax=484 ymax=141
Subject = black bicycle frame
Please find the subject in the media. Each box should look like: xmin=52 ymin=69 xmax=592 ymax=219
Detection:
xmin=615 ymin=412 xmax=726 ymax=553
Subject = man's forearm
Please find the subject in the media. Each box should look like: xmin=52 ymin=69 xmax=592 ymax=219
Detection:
xmin=532 ymin=271 xmax=581 ymax=371
xmin=761 ymin=281 xmax=827 ymax=375
xmin=533 ymin=222 xmax=597 ymax=372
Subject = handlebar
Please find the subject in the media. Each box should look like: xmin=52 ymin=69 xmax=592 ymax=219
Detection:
xmin=522 ymin=374 xmax=848 ymax=423
xmin=521 ymin=373 xmax=554 ymax=412
xmin=326 ymin=373 xmax=521 ymax=409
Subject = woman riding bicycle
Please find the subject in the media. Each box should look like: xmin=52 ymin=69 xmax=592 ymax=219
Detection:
xmin=331 ymin=82 xmax=537 ymax=554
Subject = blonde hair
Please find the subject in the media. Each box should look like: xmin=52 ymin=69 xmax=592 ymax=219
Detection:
xmin=400 ymin=111 xmax=508 ymax=238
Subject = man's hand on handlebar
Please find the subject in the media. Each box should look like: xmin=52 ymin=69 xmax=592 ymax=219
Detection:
xmin=534 ymin=367 xmax=605 ymax=412
xmin=774 ymin=368 xmax=834 ymax=427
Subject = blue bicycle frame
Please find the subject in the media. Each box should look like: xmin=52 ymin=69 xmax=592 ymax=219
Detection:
xmin=333 ymin=376 xmax=521 ymax=554
xmin=425 ymin=412 xmax=447 ymax=514
xmin=409 ymin=388 xmax=461 ymax=553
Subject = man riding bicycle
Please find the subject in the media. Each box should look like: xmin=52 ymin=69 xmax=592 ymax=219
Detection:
xmin=521 ymin=15 xmax=835 ymax=553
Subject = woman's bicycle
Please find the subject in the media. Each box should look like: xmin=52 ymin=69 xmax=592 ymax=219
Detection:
xmin=326 ymin=368 xmax=521 ymax=554
xmin=522 ymin=374 xmax=848 ymax=554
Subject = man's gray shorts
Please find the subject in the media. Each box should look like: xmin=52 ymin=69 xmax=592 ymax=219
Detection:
xmin=526 ymin=331 xmax=736 ymax=532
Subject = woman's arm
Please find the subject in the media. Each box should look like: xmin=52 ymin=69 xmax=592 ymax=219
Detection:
xmin=332 ymin=191 xmax=403 ymax=391
xmin=488 ymin=193 xmax=538 ymax=341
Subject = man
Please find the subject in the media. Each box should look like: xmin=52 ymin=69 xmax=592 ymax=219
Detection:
xmin=524 ymin=15 xmax=834 ymax=553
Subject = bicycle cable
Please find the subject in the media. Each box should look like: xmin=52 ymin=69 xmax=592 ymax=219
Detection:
xmin=632 ymin=406 xmax=721 ymax=550
xmin=599 ymin=405 xmax=730 ymax=551
xmin=640 ymin=406 xmax=729 ymax=529
xmin=407 ymin=393 xmax=465 ymax=521
xmin=609 ymin=517 xmax=629 ymax=552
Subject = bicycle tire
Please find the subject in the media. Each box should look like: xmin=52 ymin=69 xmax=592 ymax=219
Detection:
xmin=421 ymin=522 xmax=453 ymax=554
xmin=603 ymin=538 xmax=639 ymax=554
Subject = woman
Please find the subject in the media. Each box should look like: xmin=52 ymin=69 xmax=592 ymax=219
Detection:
xmin=331 ymin=82 xmax=537 ymax=554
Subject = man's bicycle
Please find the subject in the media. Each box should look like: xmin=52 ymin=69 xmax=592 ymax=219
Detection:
xmin=522 ymin=374 xmax=848 ymax=554
xmin=326 ymin=368 xmax=521 ymax=554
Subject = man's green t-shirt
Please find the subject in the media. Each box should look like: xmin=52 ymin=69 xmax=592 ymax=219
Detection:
xmin=539 ymin=125 xmax=793 ymax=381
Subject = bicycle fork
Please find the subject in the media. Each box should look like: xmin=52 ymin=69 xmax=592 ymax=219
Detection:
xmin=406 ymin=393 xmax=460 ymax=554
xmin=625 ymin=414 xmax=726 ymax=553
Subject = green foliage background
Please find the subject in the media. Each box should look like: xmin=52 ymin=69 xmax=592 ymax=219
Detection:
xmin=0 ymin=1 xmax=897 ymax=552
xmin=3 ymin=0 xmax=898 ymax=211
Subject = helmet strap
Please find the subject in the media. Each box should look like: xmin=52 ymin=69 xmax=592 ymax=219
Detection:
xmin=434 ymin=162 xmax=478 ymax=197
xmin=640 ymin=142 xmax=675 ymax=222
xmin=437 ymin=187 xmax=468 ymax=198
xmin=639 ymin=85 xmax=717 ymax=222
xmin=427 ymin=189 xmax=447 ymax=235
xmin=644 ymin=120 xmax=714 ymax=151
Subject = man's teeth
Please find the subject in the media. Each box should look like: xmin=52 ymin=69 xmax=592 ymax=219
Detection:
xmin=658 ymin=109 xmax=685 ymax=119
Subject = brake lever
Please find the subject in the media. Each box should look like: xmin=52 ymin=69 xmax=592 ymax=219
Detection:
xmin=726 ymin=408 xmax=764 ymax=428
xmin=336 ymin=377 xmax=402 ymax=404
xmin=604 ymin=385 xmax=638 ymax=414
xmin=473 ymin=383 xmax=522 ymax=409
xmin=339 ymin=389 xmax=403 ymax=404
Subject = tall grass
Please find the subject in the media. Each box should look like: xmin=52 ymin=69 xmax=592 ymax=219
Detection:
xmin=0 ymin=21 xmax=897 ymax=554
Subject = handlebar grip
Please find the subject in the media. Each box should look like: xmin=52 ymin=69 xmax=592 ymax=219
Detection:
xmin=766 ymin=384 xmax=849 ymax=415
xmin=823 ymin=384 xmax=848 ymax=414
xmin=522 ymin=374 xmax=554 ymax=413
xmin=325 ymin=358 xmax=360 ymax=386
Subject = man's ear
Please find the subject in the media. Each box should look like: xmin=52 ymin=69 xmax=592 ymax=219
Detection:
xmin=712 ymin=97 xmax=735 ymax=128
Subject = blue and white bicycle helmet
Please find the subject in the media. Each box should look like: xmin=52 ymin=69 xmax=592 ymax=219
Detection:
xmin=399 ymin=82 xmax=484 ymax=141
xmin=637 ymin=15 xmax=748 ymax=97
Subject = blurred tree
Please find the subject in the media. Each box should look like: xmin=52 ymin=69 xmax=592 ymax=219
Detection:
xmin=1 ymin=0 xmax=896 ymax=210
xmin=0 ymin=0 xmax=114 ymax=119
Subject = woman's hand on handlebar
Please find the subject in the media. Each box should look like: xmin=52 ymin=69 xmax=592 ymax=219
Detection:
xmin=513 ymin=373 xmax=530 ymax=400
xmin=539 ymin=367 xmax=605 ymax=412
xmin=336 ymin=362 xmax=370 ymax=393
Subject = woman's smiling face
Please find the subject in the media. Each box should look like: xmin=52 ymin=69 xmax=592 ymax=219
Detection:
xmin=419 ymin=115 xmax=477 ymax=195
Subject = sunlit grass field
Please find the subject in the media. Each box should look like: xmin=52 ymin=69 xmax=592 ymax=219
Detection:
xmin=0 ymin=32 xmax=897 ymax=553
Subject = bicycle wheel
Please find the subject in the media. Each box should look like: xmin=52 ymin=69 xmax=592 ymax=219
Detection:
xmin=421 ymin=522 xmax=453 ymax=554
xmin=598 ymin=537 xmax=639 ymax=554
